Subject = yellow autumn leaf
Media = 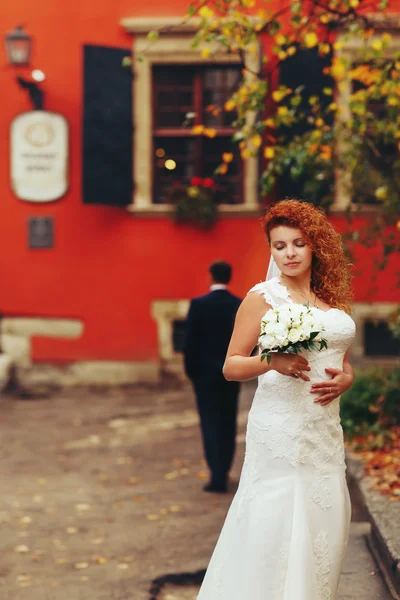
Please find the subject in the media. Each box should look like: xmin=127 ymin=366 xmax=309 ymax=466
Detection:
xmin=199 ymin=6 xmax=214 ymax=18
xmin=287 ymin=46 xmax=296 ymax=56
xmin=304 ymin=32 xmax=318 ymax=49
xmin=388 ymin=96 xmax=399 ymax=106
xmin=192 ymin=125 xmax=204 ymax=135
xmin=275 ymin=34 xmax=286 ymax=46
xmin=319 ymin=43 xmax=331 ymax=56
xmin=222 ymin=152 xmax=233 ymax=163
xmin=147 ymin=514 xmax=160 ymax=521
xmin=264 ymin=147 xmax=275 ymax=159
xmin=371 ymin=39 xmax=383 ymax=52
xmin=320 ymin=14 xmax=331 ymax=24
xmin=217 ymin=163 xmax=228 ymax=175
xmin=66 ymin=527 xmax=78 ymax=534
xmin=349 ymin=0 xmax=359 ymax=6
xmin=278 ymin=51 xmax=287 ymax=61
xmin=251 ymin=135 xmax=262 ymax=148
xmin=382 ymin=33 xmax=392 ymax=44
xmin=201 ymin=48 xmax=211 ymax=59
xmin=94 ymin=556 xmax=108 ymax=564
xmin=169 ymin=505 xmax=182 ymax=512
xmin=204 ymin=128 xmax=217 ymax=138
xmin=264 ymin=118 xmax=276 ymax=128
xmin=315 ymin=118 xmax=324 ymax=128
xmin=75 ymin=562 xmax=89 ymax=570
xmin=241 ymin=148 xmax=251 ymax=159
xmin=331 ymin=61 xmax=346 ymax=80
xmin=224 ymin=100 xmax=236 ymax=112
xmin=197 ymin=471 xmax=208 ymax=480
xmin=272 ymin=90 xmax=285 ymax=102
xmin=20 ymin=516 xmax=32 ymax=524
xmin=277 ymin=106 xmax=288 ymax=116
xmin=375 ymin=186 xmax=388 ymax=200
xmin=164 ymin=471 xmax=179 ymax=480
xmin=319 ymin=145 xmax=332 ymax=160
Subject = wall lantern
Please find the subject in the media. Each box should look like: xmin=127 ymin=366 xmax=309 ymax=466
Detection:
xmin=5 ymin=25 xmax=32 ymax=66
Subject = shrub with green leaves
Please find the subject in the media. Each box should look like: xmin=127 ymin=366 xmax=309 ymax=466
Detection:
xmin=340 ymin=365 xmax=400 ymax=438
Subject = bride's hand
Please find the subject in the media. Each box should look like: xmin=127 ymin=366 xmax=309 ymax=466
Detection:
xmin=311 ymin=368 xmax=353 ymax=406
xmin=270 ymin=354 xmax=311 ymax=382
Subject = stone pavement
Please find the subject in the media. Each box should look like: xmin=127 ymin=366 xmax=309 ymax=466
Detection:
xmin=0 ymin=382 xmax=393 ymax=600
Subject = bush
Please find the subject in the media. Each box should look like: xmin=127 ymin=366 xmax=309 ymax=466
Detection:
xmin=341 ymin=365 xmax=400 ymax=438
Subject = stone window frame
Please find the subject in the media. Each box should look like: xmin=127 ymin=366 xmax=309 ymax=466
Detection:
xmin=121 ymin=17 xmax=260 ymax=217
xmin=351 ymin=302 xmax=400 ymax=368
xmin=333 ymin=15 xmax=400 ymax=212
xmin=151 ymin=299 xmax=190 ymax=379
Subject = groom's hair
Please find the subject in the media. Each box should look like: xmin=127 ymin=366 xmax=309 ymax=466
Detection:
xmin=209 ymin=261 xmax=232 ymax=284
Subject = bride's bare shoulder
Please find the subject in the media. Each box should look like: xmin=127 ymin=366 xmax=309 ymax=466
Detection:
xmin=237 ymin=285 xmax=271 ymax=317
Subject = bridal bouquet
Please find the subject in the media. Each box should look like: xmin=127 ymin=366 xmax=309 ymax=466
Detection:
xmin=259 ymin=304 xmax=328 ymax=364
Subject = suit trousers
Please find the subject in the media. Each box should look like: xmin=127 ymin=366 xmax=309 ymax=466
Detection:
xmin=192 ymin=374 xmax=240 ymax=485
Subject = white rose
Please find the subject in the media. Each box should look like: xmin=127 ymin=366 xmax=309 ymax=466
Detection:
xmin=259 ymin=334 xmax=276 ymax=350
xmin=288 ymin=304 xmax=304 ymax=325
xmin=269 ymin=322 xmax=289 ymax=346
xmin=288 ymin=327 xmax=302 ymax=344
xmin=263 ymin=309 xmax=278 ymax=324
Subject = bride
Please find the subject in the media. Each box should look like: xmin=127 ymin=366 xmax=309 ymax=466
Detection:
xmin=197 ymin=199 xmax=356 ymax=600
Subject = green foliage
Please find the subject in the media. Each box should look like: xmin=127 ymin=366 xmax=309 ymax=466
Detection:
xmin=341 ymin=365 xmax=400 ymax=438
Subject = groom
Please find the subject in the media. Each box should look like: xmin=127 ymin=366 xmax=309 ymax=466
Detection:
xmin=184 ymin=261 xmax=242 ymax=493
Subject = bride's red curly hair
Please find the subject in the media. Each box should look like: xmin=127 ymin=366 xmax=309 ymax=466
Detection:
xmin=261 ymin=199 xmax=353 ymax=313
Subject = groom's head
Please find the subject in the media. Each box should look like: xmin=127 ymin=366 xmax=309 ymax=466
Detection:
xmin=209 ymin=261 xmax=232 ymax=285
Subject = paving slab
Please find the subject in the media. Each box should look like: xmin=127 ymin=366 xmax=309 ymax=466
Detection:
xmin=0 ymin=383 xmax=393 ymax=600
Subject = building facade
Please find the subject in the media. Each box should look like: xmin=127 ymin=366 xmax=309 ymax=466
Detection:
xmin=0 ymin=0 xmax=399 ymax=388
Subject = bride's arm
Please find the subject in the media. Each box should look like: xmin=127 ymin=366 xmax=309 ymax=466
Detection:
xmin=223 ymin=293 xmax=271 ymax=382
xmin=223 ymin=293 xmax=311 ymax=383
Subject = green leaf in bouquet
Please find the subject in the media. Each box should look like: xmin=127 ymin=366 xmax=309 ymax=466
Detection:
xmin=309 ymin=331 xmax=319 ymax=341
xmin=309 ymin=341 xmax=319 ymax=351
xmin=267 ymin=353 xmax=272 ymax=365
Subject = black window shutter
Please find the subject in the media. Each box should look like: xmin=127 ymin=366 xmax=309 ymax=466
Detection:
xmin=277 ymin=48 xmax=333 ymax=202
xmin=82 ymin=45 xmax=133 ymax=206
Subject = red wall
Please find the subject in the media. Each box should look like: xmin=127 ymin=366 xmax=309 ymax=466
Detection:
xmin=0 ymin=0 xmax=398 ymax=364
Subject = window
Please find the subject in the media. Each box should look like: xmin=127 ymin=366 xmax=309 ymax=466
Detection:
xmin=121 ymin=18 xmax=260 ymax=215
xmin=334 ymin=20 xmax=400 ymax=211
xmin=152 ymin=65 xmax=242 ymax=205
xmin=364 ymin=319 xmax=400 ymax=356
xmin=277 ymin=47 xmax=334 ymax=206
xmin=350 ymin=61 xmax=397 ymax=206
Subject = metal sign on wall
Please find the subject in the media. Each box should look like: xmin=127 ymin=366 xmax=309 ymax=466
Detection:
xmin=10 ymin=110 xmax=69 ymax=202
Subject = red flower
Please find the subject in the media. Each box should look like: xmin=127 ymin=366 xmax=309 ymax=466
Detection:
xmin=190 ymin=176 xmax=203 ymax=186
xmin=203 ymin=178 xmax=214 ymax=188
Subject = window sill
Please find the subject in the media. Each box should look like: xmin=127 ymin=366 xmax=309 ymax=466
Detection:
xmin=126 ymin=204 xmax=262 ymax=218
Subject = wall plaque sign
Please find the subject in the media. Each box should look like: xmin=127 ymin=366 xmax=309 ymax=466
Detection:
xmin=28 ymin=217 xmax=54 ymax=249
xmin=11 ymin=111 xmax=69 ymax=202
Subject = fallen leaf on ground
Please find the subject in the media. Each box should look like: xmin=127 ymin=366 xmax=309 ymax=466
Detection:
xmin=75 ymin=562 xmax=89 ymax=570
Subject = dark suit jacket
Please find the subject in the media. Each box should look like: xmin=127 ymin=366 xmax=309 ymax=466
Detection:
xmin=183 ymin=289 xmax=242 ymax=381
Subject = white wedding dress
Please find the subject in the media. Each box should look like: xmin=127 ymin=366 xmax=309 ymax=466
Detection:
xmin=197 ymin=277 xmax=357 ymax=600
